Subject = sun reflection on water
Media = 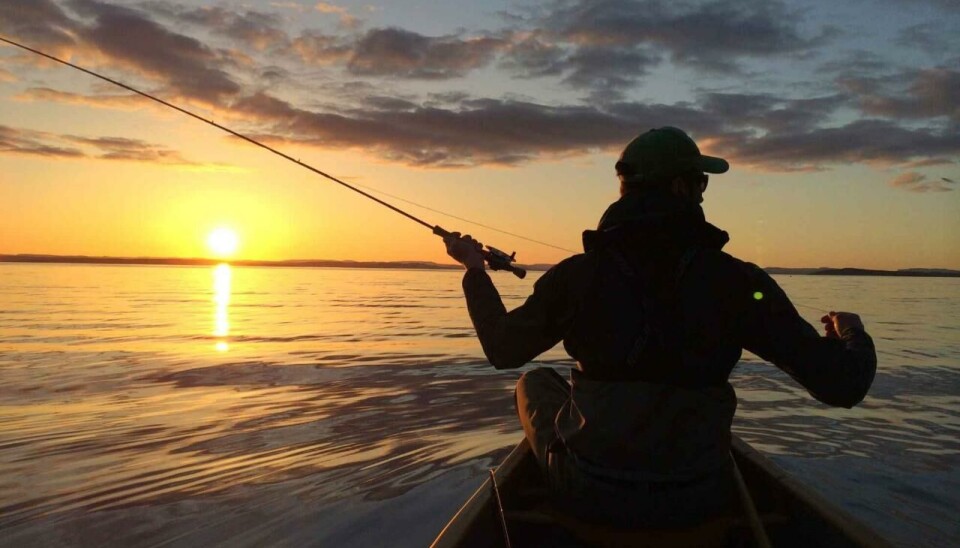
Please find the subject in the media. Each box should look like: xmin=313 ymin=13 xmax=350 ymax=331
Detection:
xmin=213 ymin=263 xmax=231 ymax=352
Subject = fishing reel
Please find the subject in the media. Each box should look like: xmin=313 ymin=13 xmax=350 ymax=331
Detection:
xmin=433 ymin=226 xmax=527 ymax=279
xmin=484 ymin=246 xmax=526 ymax=279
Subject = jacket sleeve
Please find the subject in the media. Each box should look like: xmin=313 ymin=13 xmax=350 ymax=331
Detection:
xmin=461 ymin=266 xmax=570 ymax=369
xmin=737 ymin=264 xmax=877 ymax=408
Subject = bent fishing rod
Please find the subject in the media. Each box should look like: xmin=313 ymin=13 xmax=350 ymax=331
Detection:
xmin=0 ymin=36 xmax=526 ymax=278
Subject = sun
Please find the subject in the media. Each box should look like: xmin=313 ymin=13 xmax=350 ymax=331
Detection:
xmin=207 ymin=227 xmax=239 ymax=257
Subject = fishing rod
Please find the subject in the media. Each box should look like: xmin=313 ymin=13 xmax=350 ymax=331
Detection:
xmin=0 ymin=36 xmax=527 ymax=278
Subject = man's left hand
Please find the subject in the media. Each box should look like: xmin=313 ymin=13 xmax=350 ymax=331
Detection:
xmin=820 ymin=311 xmax=865 ymax=339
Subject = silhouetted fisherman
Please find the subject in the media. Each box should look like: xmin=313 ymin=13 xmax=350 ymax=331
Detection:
xmin=443 ymin=127 xmax=877 ymax=527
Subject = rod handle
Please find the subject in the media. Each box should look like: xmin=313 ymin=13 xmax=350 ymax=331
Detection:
xmin=434 ymin=226 xmax=526 ymax=279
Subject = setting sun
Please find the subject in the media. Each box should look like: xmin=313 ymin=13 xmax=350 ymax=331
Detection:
xmin=207 ymin=228 xmax=239 ymax=257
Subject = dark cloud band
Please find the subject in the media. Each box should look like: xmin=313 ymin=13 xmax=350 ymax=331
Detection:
xmin=1 ymin=0 xmax=956 ymax=182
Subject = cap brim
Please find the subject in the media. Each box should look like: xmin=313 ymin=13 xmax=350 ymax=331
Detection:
xmin=698 ymin=155 xmax=729 ymax=174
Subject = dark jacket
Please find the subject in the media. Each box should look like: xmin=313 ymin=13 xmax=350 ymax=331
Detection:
xmin=462 ymin=189 xmax=877 ymax=478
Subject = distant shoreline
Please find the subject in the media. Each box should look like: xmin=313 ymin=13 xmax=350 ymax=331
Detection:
xmin=1 ymin=254 xmax=958 ymax=277
xmin=0 ymin=253 xmax=552 ymax=273
xmin=764 ymin=267 xmax=960 ymax=278
xmin=0 ymin=254 xmax=470 ymax=271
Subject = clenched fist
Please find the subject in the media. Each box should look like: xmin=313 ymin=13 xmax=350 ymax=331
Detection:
xmin=443 ymin=232 xmax=485 ymax=270
xmin=820 ymin=311 xmax=865 ymax=339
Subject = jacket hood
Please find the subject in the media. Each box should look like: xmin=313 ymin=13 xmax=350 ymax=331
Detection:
xmin=583 ymin=189 xmax=729 ymax=252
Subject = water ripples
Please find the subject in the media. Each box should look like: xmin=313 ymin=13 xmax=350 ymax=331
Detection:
xmin=0 ymin=264 xmax=958 ymax=546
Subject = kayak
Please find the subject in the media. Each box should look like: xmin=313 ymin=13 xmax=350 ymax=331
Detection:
xmin=431 ymin=436 xmax=891 ymax=547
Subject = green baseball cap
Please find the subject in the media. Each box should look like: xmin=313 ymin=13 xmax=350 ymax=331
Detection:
xmin=615 ymin=126 xmax=729 ymax=182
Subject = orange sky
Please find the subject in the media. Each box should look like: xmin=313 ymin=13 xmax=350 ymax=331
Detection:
xmin=1 ymin=0 xmax=958 ymax=269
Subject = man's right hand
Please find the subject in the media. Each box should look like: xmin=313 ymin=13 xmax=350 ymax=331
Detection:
xmin=820 ymin=311 xmax=865 ymax=339
xmin=444 ymin=232 xmax=486 ymax=270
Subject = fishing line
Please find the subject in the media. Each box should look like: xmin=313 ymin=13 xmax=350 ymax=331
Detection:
xmin=347 ymin=181 xmax=578 ymax=253
xmin=0 ymin=35 xmax=540 ymax=277
xmin=793 ymin=302 xmax=828 ymax=314
xmin=753 ymin=289 xmax=827 ymax=315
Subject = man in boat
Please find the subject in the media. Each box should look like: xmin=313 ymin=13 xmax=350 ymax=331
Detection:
xmin=443 ymin=126 xmax=877 ymax=527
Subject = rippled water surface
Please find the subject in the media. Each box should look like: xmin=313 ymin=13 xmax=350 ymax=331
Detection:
xmin=0 ymin=264 xmax=957 ymax=547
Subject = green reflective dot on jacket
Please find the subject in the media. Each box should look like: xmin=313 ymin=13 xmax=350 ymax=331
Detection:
xmin=753 ymin=291 xmax=764 ymax=301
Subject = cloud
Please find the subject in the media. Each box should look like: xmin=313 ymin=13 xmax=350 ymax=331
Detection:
xmin=818 ymin=50 xmax=893 ymax=79
xmin=499 ymin=35 xmax=660 ymax=101
xmin=499 ymin=34 xmax=567 ymax=78
xmin=904 ymin=157 xmax=956 ymax=168
xmin=270 ymin=1 xmax=308 ymax=12
xmin=136 ymin=2 xmax=357 ymax=68
xmin=230 ymin=93 xmax=639 ymax=167
xmin=361 ymin=95 xmax=420 ymax=111
xmin=881 ymin=0 xmax=960 ymax=11
xmin=14 ymin=87 xmax=148 ymax=109
xmin=889 ymin=171 xmax=956 ymax=192
xmin=6 ymin=0 xmax=823 ymax=105
xmin=0 ymin=67 xmax=17 ymax=82
xmin=289 ymin=30 xmax=353 ymax=65
xmin=542 ymin=0 xmax=824 ymax=66
xmin=499 ymin=0 xmax=830 ymax=98
xmin=896 ymin=23 xmax=960 ymax=56
xmin=3 ymin=0 xmax=955 ymax=176
xmin=0 ymin=124 xmax=85 ymax=158
xmin=262 ymin=21 xmax=507 ymax=80
xmin=64 ymin=135 xmax=194 ymax=164
xmin=182 ymin=81 xmax=959 ymax=171
xmin=0 ymin=0 xmax=79 ymax=55
xmin=314 ymin=2 xmax=359 ymax=29
xmin=140 ymin=2 xmax=290 ymax=51
xmin=425 ymin=92 xmax=472 ymax=106
xmin=890 ymin=172 xmax=925 ymax=187
xmin=0 ymin=123 xmax=215 ymax=166
xmin=346 ymin=28 xmax=505 ymax=79
xmin=560 ymin=46 xmax=660 ymax=101
xmin=698 ymin=92 xmax=847 ymax=134
xmin=723 ymin=120 xmax=960 ymax=171
xmin=66 ymin=0 xmax=242 ymax=104
xmin=842 ymin=67 xmax=960 ymax=121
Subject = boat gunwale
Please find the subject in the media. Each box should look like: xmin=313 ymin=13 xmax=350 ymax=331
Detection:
xmin=730 ymin=436 xmax=893 ymax=548
xmin=431 ymin=435 xmax=893 ymax=548
xmin=430 ymin=440 xmax=530 ymax=548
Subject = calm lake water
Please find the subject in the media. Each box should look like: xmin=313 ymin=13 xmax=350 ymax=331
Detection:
xmin=0 ymin=263 xmax=957 ymax=547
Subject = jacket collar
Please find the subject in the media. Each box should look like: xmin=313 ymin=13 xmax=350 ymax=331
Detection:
xmin=582 ymin=189 xmax=729 ymax=252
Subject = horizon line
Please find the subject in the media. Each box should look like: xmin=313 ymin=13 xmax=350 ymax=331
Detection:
xmin=1 ymin=253 xmax=958 ymax=276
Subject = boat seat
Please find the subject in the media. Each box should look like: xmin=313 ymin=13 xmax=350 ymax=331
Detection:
xmin=505 ymin=507 xmax=785 ymax=548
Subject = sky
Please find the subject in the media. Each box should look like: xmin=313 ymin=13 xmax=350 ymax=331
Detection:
xmin=0 ymin=0 xmax=958 ymax=269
